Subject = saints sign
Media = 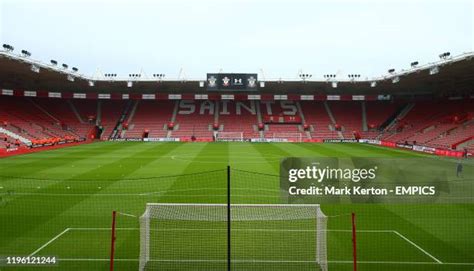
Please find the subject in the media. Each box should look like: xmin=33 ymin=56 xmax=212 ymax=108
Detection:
xmin=207 ymin=73 xmax=258 ymax=91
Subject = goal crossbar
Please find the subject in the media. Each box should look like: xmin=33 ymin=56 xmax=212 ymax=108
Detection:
xmin=145 ymin=203 xmax=322 ymax=207
xmin=272 ymin=132 xmax=303 ymax=142
xmin=215 ymin=132 xmax=244 ymax=142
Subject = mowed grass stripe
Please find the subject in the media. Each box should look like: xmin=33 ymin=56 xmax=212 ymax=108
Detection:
xmin=229 ymin=143 xmax=277 ymax=173
xmin=0 ymin=143 xmax=183 ymax=255
xmin=0 ymin=142 xmax=137 ymax=179
xmin=382 ymin=204 xmax=474 ymax=263
xmin=158 ymin=142 xmax=228 ymax=203
xmin=250 ymin=143 xmax=296 ymax=173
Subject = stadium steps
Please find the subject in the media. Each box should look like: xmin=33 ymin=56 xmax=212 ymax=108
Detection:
xmin=126 ymin=100 xmax=140 ymax=124
xmin=214 ymin=101 xmax=219 ymax=125
xmin=377 ymin=103 xmax=414 ymax=140
xmin=96 ymin=100 xmax=102 ymax=126
xmin=361 ymin=101 xmax=368 ymax=132
xmin=324 ymin=101 xmax=336 ymax=125
xmin=33 ymin=98 xmax=91 ymax=138
xmin=295 ymin=101 xmax=311 ymax=139
xmin=28 ymin=98 xmax=61 ymax=124
xmin=324 ymin=101 xmax=345 ymax=139
xmin=256 ymin=101 xmax=264 ymax=138
xmin=28 ymin=98 xmax=76 ymax=137
xmin=121 ymin=100 xmax=139 ymax=138
xmin=170 ymin=100 xmax=179 ymax=123
xmin=167 ymin=101 xmax=179 ymax=138
xmin=116 ymin=100 xmax=134 ymax=138
xmin=107 ymin=100 xmax=132 ymax=140
xmin=68 ymin=100 xmax=85 ymax=124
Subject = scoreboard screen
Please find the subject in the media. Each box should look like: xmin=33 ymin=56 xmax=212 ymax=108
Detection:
xmin=207 ymin=73 xmax=258 ymax=91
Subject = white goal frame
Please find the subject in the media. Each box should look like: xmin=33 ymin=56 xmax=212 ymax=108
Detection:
xmin=272 ymin=132 xmax=303 ymax=142
xmin=139 ymin=203 xmax=327 ymax=271
xmin=215 ymin=132 xmax=244 ymax=142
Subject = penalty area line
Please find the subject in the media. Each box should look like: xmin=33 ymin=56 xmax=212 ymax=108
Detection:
xmin=28 ymin=228 xmax=70 ymax=257
xmin=392 ymin=230 xmax=443 ymax=264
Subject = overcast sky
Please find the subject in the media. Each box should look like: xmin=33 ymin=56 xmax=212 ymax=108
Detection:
xmin=1 ymin=0 xmax=472 ymax=80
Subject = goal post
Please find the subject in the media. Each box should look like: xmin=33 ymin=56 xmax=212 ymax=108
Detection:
xmin=215 ymin=132 xmax=244 ymax=142
xmin=272 ymin=132 xmax=303 ymax=142
xmin=139 ymin=203 xmax=328 ymax=271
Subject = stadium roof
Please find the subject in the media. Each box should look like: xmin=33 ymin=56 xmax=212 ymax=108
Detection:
xmin=0 ymin=50 xmax=473 ymax=96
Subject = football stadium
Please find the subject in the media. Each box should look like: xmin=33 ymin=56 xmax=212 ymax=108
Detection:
xmin=0 ymin=1 xmax=473 ymax=270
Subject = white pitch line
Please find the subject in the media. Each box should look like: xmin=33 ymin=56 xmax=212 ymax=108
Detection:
xmin=55 ymin=258 xmax=474 ymax=265
xmin=329 ymin=260 xmax=472 ymax=265
xmin=68 ymin=227 xmax=393 ymax=233
xmin=392 ymin=230 xmax=443 ymax=264
xmin=29 ymin=228 xmax=70 ymax=257
xmin=29 ymin=227 xmax=444 ymax=266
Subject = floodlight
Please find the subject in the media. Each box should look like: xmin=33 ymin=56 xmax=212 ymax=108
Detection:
xmin=21 ymin=50 xmax=31 ymax=57
xmin=439 ymin=52 xmax=451 ymax=59
xmin=2 ymin=44 xmax=14 ymax=52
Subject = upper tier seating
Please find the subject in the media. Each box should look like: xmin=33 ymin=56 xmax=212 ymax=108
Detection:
xmin=300 ymin=102 xmax=337 ymax=139
xmin=219 ymin=101 xmax=260 ymax=138
xmin=99 ymin=100 xmax=127 ymax=139
xmin=125 ymin=101 xmax=174 ymax=138
xmin=173 ymin=100 xmax=214 ymax=139
xmin=329 ymin=101 xmax=362 ymax=139
xmin=0 ymin=97 xmax=79 ymax=141
xmin=382 ymin=100 xmax=474 ymax=147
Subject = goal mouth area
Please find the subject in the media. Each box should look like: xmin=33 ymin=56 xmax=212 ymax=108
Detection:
xmin=215 ymin=132 xmax=245 ymax=142
xmin=139 ymin=203 xmax=328 ymax=271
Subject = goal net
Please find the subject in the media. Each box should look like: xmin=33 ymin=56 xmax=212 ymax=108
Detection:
xmin=272 ymin=132 xmax=303 ymax=142
xmin=215 ymin=132 xmax=244 ymax=142
xmin=139 ymin=203 xmax=327 ymax=271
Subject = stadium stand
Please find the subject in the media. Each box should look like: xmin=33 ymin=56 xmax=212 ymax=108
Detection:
xmin=219 ymin=101 xmax=260 ymax=138
xmin=34 ymin=98 xmax=93 ymax=138
xmin=172 ymin=100 xmax=214 ymax=140
xmin=329 ymin=101 xmax=363 ymax=139
xmin=99 ymin=100 xmax=127 ymax=140
xmin=300 ymin=101 xmax=338 ymax=139
xmin=125 ymin=100 xmax=174 ymax=139
xmin=364 ymin=101 xmax=402 ymax=138
xmin=382 ymin=100 xmax=474 ymax=147
xmin=0 ymin=93 xmax=472 ymax=157
xmin=0 ymin=96 xmax=80 ymax=142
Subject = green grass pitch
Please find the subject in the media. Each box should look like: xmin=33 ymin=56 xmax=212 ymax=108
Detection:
xmin=0 ymin=141 xmax=473 ymax=270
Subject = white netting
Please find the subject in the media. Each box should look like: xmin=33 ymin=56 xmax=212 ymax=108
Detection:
xmin=139 ymin=204 xmax=327 ymax=271
xmin=215 ymin=132 xmax=244 ymax=142
xmin=272 ymin=133 xmax=303 ymax=142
